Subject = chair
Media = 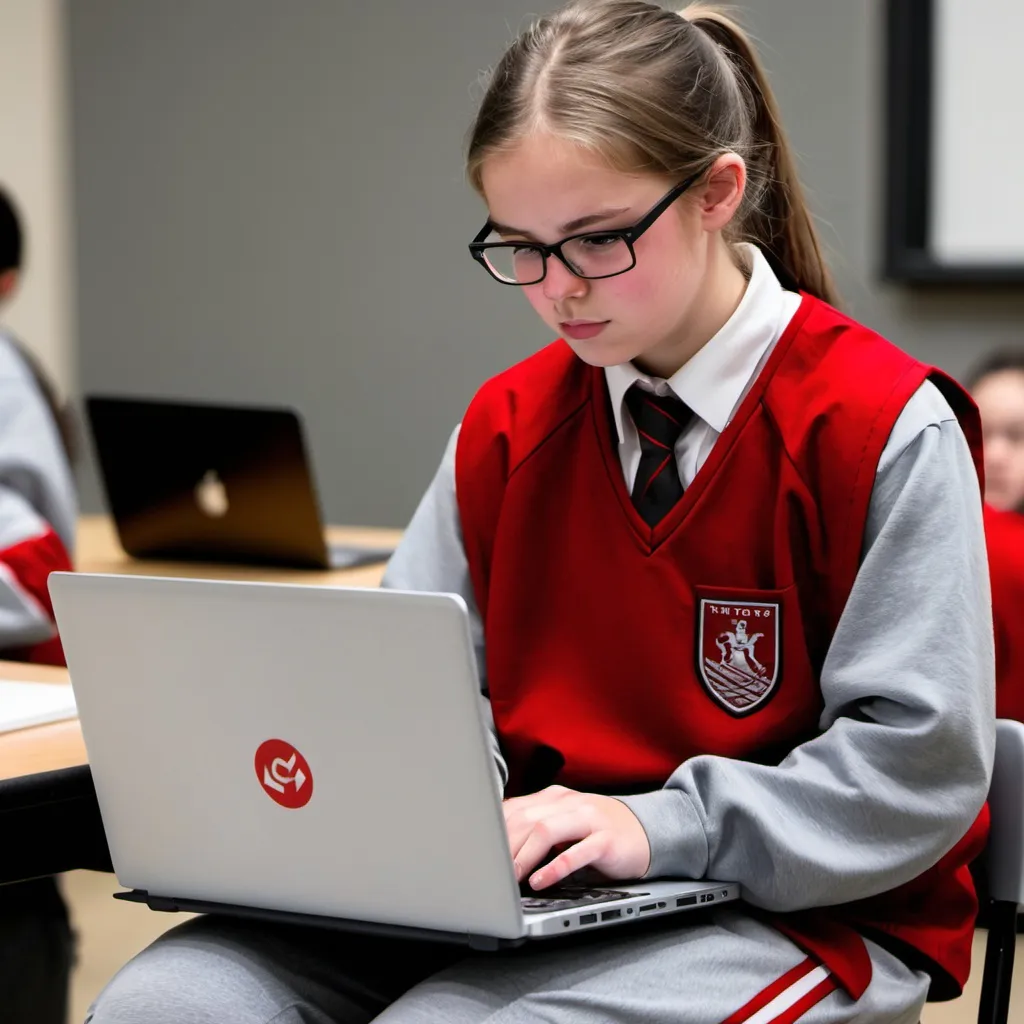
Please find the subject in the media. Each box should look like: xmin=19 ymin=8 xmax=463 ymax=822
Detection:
xmin=978 ymin=718 xmax=1024 ymax=1024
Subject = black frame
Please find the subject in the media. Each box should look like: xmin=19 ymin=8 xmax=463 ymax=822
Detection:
xmin=884 ymin=0 xmax=1024 ymax=285
xmin=469 ymin=165 xmax=710 ymax=286
xmin=978 ymin=898 xmax=1017 ymax=1024
xmin=0 ymin=766 xmax=111 ymax=885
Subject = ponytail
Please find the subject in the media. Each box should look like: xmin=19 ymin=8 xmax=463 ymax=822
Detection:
xmin=681 ymin=5 xmax=840 ymax=306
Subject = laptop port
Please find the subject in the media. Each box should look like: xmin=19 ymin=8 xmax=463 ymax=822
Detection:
xmin=579 ymin=913 xmax=598 ymax=925
xmin=639 ymin=903 xmax=658 ymax=913
xmin=600 ymin=908 xmax=622 ymax=921
xmin=676 ymin=895 xmax=697 ymax=907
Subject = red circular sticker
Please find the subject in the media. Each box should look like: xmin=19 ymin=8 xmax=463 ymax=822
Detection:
xmin=254 ymin=739 xmax=314 ymax=809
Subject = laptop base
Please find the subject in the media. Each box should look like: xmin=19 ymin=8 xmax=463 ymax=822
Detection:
xmin=114 ymin=889 xmax=521 ymax=952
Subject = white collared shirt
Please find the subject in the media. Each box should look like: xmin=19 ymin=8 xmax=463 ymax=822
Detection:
xmin=604 ymin=244 xmax=802 ymax=491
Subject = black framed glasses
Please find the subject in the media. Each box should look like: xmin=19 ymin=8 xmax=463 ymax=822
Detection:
xmin=468 ymin=163 xmax=712 ymax=286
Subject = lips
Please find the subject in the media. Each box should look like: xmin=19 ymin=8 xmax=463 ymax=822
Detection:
xmin=560 ymin=320 xmax=610 ymax=340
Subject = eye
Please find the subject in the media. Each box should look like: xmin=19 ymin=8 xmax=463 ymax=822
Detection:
xmin=578 ymin=233 xmax=623 ymax=249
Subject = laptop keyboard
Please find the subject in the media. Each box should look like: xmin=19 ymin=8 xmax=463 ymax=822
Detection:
xmin=519 ymin=885 xmax=643 ymax=914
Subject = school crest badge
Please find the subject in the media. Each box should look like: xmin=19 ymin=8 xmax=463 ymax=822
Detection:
xmin=697 ymin=598 xmax=780 ymax=716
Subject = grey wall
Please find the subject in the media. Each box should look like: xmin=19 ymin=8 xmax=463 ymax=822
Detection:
xmin=67 ymin=0 xmax=1024 ymax=527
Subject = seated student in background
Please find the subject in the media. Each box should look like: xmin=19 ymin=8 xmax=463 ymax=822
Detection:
xmin=969 ymin=350 xmax=1024 ymax=515
xmin=968 ymin=350 xmax=1024 ymax=722
xmin=0 ymin=185 xmax=79 ymax=1024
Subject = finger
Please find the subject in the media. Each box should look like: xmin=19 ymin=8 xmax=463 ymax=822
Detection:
xmin=504 ymin=793 xmax=585 ymax=855
xmin=529 ymin=831 xmax=610 ymax=890
xmin=503 ymin=785 xmax=574 ymax=819
xmin=506 ymin=815 xmax=541 ymax=863
xmin=512 ymin=810 xmax=591 ymax=883
xmin=505 ymin=815 xmax=540 ymax=864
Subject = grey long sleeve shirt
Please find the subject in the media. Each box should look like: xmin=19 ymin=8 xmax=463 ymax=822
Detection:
xmin=0 ymin=330 xmax=77 ymax=649
xmin=382 ymin=247 xmax=992 ymax=913
xmin=382 ymin=375 xmax=993 ymax=912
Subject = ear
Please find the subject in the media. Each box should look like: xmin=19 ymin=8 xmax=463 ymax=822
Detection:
xmin=0 ymin=269 xmax=19 ymax=302
xmin=697 ymin=153 xmax=746 ymax=234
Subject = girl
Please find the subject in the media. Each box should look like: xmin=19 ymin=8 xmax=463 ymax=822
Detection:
xmin=968 ymin=352 xmax=1024 ymax=721
xmin=968 ymin=350 xmax=1024 ymax=514
xmin=86 ymin=3 xmax=992 ymax=1023
xmin=0 ymin=188 xmax=76 ymax=665
xmin=0 ymin=185 xmax=79 ymax=1024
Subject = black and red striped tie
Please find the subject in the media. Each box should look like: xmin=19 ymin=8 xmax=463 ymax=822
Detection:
xmin=624 ymin=384 xmax=692 ymax=526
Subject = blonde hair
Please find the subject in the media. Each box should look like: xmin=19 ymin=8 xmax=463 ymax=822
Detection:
xmin=466 ymin=0 xmax=839 ymax=306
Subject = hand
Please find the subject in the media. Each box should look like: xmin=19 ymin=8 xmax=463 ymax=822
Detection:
xmin=503 ymin=785 xmax=651 ymax=890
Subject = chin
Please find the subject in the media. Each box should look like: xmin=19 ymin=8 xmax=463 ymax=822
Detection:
xmin=562 ymin=336 xmax=642 ymax=370
xmin=567 ymin=348 xmax=623 ymax=369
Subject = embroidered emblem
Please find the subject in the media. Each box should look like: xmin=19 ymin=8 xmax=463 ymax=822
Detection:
xmin=697 ymin=599 xmax=780 ymax=715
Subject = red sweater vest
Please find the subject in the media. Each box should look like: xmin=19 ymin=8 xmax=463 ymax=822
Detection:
xmin=456 ymin=295 xmax=987 ymax=1001
xmin=985 ymin=505 xmax=1024 ymax=721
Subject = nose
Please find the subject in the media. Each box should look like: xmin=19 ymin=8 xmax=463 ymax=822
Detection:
xmin=542 ymin=255 xmax=588 ymax=304
xmin=985 ymin=435 xmax=1011 ymax=470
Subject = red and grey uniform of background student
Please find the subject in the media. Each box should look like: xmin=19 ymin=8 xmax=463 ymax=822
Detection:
xmin=0 ymin=329 xmax=75 ymax=665
xmin=985 ymin=503 xmax=1024 ymax=721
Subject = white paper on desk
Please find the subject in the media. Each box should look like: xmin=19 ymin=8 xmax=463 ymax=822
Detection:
xmin=0 ymin=681 xmax=77 ymax=734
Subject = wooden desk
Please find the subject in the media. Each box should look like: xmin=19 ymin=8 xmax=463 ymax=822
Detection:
xmin=0 ymin=661 xmax=82 ymax=783
xmin=75 ymin=514 xmax=402 ymax=589
xmin=0 ymin=515 xmax=401 ymax=884
xmin=0 ymin=660 xmax=107 ymax=882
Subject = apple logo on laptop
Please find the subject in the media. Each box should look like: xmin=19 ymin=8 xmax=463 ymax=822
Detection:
xmin=195 ymin=470 xmax=229 ymax=518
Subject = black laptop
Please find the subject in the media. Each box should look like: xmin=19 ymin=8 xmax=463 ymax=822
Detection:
xmin=86 ymin=396 xmax=395 ymax=571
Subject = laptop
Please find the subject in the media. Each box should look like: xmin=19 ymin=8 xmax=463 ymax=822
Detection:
xmin=86 ymin=396 xmax=395 ymax=571
xmin=48 ymin=572 xmax=739 ymax=948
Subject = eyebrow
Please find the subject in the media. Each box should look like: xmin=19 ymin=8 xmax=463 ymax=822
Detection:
xmin=489 ymin=207 xmax=632 ymax=239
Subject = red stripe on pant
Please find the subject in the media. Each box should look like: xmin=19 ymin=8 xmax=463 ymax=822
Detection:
xmin=721 ymin=957 xmax=836 ymax=1024
xmin=772 ymin=978 xmax=838 ymax=1024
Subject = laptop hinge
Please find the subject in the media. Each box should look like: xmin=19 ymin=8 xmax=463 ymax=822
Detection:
xmin=112 ymin=889 xmax=527 ymax=950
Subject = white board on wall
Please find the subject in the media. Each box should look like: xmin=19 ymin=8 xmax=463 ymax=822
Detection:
xmin=931 ymin=0 xmax=1024 ymax=265
xmin=884 ymin=0 xmax=1024 ymax=282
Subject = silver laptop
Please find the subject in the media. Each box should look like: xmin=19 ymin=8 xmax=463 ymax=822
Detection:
xmin=48 ymin=573 xmax=739 ymax=947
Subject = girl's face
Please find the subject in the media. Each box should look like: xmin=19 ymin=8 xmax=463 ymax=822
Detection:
xmin=479 ymin=133 xmax=745 ymax=378
xmin=973 ymin=369 xmax=1024 ymax=513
